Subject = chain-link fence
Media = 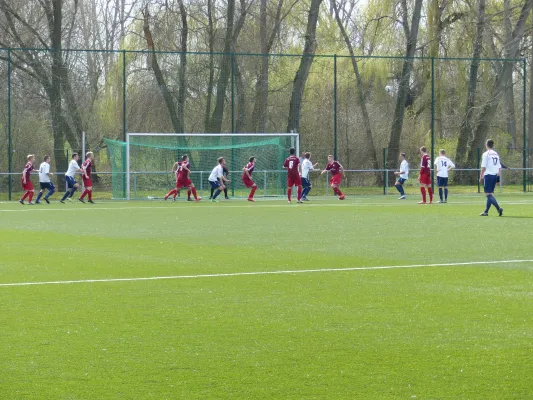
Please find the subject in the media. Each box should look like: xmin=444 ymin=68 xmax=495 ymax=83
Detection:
xmin=0 ymin=49 xmax=530 ymax=199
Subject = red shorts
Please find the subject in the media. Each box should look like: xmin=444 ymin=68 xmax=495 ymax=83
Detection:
xmin=176 ymin=179 xmax=192 ymax=188
xmin=330 ymin=174 xmax=342 ymax=186
xmin=242 ymin=176 xmax=255 ymax=188
xmin=419 ymin=173 xmax=431 ymax=185
xmin=22 ymin=180 xmax=34 ymax=191
xmin=287 ymin=175 xmax=302 ymax=187
xmin=83 ymin=178 xmax=93 ymax=187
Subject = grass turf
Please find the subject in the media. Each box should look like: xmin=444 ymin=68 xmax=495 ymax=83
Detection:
xmin=1 ymin=194 xmax=533 ymax=399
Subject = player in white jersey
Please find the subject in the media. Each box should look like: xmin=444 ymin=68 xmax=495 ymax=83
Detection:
xmin=208 ymin=157 xmax=230 ymax=202
xmin=35 ymin=155 xmax=55 ymax=204
xmin=300 ymin=152 xmax=319 ymax=201
xmin=60 ymin=153 xmax=83 ymax=203
xmin=434 ymin=149 xmax=455 ymax=203
xmin=394 ymin=153 xmax=409 ymax=199
xmin=479 ymin=139 xmax=503 ymax=216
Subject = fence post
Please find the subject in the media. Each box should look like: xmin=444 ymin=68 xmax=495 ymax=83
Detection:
xmin=431 ymin=56 xmax=435 ymax=193
xmin=523 ymin=58 xmax=527 ymax=193
xmin=133 ymin=173 xmax=137 ymax=199
xmin=477 ymin=148 xmax=481 ymax=194
xmin=231 ymin=52 xmax=235 ymax=197
xmin=325 ymin=171 xmax=329 ymax=196
xmin=122 ymin=49 xmax=127 ymax=199
xmin=383 ymin=147 xmax=387 ymax=195
xmin=200 ymin=171 xmax=203 ymax=196
xmin=264 ymin=171 xmax=267 ymax=197
xmin=333 ymin=54 xmax=337 ymax=160
xmin=7 ymin=48 xmax=12 ymax=201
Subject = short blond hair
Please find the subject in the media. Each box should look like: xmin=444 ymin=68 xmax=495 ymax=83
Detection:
xmin=86 ymin=151 xmax=94 ymax=158
xmin=27 ymin=154 xmax=34 ymax=160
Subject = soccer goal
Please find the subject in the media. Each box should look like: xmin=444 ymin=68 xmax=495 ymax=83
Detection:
xmin=104 ymin=133 xmax=299 ymax=200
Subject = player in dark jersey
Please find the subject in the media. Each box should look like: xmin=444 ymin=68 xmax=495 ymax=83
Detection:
xmin=283 ymin=147 xmax=303 ymax=204
xmin=321 ymin=155 xmax=345 ymax=200
xmin=79 ymin=152 xmax=95 ymax=203
xmin=418 ymin=146 xmax=433 ymax=204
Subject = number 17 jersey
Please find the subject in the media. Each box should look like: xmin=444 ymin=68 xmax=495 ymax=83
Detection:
xmin=481 ymin=150 xmax=501 ymax=175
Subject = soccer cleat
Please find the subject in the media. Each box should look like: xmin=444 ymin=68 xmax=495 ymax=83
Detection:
xmin=437 ymin=200 xmax=444 ymax=204
xmin=19 ymin=200 xmax=24 ymax=205
xmin=297 ymin=200 xmax=303 ymax=204
xmin=339 ymin=195 xmax=346 ymax=200
xmin=195 ymin=197 xmax=202 ymax=202
xmin=164 ymin=196 xmax=169 ymax=201
xmin=208 ymin=196 xmax=213 ymax=200
xmin=211 ymin=199 xmax=218 ymax=203
xmin=418 ymin=201 xmax=427 ymax=204
xmin=88 ymin=200 xmax=95 ymax=204
xmin=225 ymin=196 xmax=230 ymax=200
xmin=498 ymin=208 xmax=503 ymax=217
xmin=78 ymin=198 xmax=85 ymax=204
xmin=480 ymin=212 xmax=488 ymax=216
xmin=247 ymin=198 xmax=255 ymax=202
xmin=67 ymin=198 xmax=73 ymax=202
xmin=429 ymin=201 xmax=433 ymax=204
xmin=35 ymin=201 xmax=41 ymax=204
xmin=187 ymin=198 xmax=193 ymax=201
xmin=60 ymin=200 xmax=65 ymax=204
xmin=443 ymin=200 xmax=447 ymax=203
xmin=44 ymin=198 xmax=50 ymax=204
xmin=304 ymin=198 xmax=310 ymax=201
xmin=27 ymin=202 xmax=34 ymax=205
xmin=398 ymin=195 xmax=406 ymax=200
xmin=172 ymin=197 xmax=176 ymax=202
xmin=288 ymin=200 xmax=291 ymax=204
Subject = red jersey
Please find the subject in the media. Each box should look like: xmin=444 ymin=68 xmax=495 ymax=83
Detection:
xmin=326 ymin=161 xmax=342 ymax=175
xmin=283 ymin=156 xmax=300 ymax=179
xmin=420 ymin=154 xmax=431 ymax=175
xmin=82 ymin=159 xmax=93 ymax=178
xmin=178 ymin=162 xmax=190 ymax=182
xmin=175 ymin=161 xmax=182 ymax=180
xmin=22 ymin=162 xmax=33 ymax=181
xmin=242 ymin=162 xmax=255 ymax=178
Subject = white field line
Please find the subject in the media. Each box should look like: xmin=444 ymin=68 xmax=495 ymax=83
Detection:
xmin=1 ymin=259 xmax=532 ymax=288
xmin=2 ymin=200 xmax=533 ymax=213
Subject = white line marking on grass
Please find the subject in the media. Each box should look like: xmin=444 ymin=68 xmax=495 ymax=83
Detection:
xmin=1 ymin=259 xmax=532 ymax=288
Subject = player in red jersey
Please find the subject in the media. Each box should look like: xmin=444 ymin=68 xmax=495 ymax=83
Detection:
xmin=242 ymin=156 xmax=257 ymax=201
xmin=165 ymin=155 xmax=201 ymax=202
xmin=321 ymin=155 xmax=345 ymax=200
xmin=79 ymin=152 xmax=96 ymax=204
xmin=283 ymin=148 xmax=303 ymax=204
xmin=418 ymin=146 xmax=433 ymax=204
xmin=19 ymin=154 xmax=38 ymax=205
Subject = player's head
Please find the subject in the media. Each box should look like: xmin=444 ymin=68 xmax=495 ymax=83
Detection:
xmin=181 ymin=154 xmax=188 ymax=162
xmin=289 ymin=147 xmax=296 ymax=155
xmin=439 ymin=149 xmax=446 ymax=156
xmin=43 ymin=155 xmax=50 ymax=163
xmin=420 ymin=146 xmax=427 ymax=154
xmin=400 ymin=152 xmax=406 ymax=161
xmin=86 ymin=151 xmax=94 ymax=160
xmin=486 ymin=139 xmax=494 ymax=149
xmin=72 ymin=153 xmax=79 ymax=161
xmin=328 ymin=154 xmax=334 ymax=162
xmin=305 ymin=152 xmax=311 ymax=159
xmin=249 ymin=156 xmax=255 ymax=163
xmin=27 ymin=154 xmax=35 ymax=162
xmin=218 ymin=157 xmax=225 ymax=166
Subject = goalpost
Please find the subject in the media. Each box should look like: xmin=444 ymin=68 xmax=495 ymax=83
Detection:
xmin=115 ymin=133 xmax=300 ymax=200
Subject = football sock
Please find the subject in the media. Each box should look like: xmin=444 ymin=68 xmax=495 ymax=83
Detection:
xmin=68 ymin=187 xmax=77 ymax=198
xmin=88 ymin=190 xmax=92 ymax=201
xmin=213 ymin=189 xmax=221 ymax=199
xmin=36 ymin=192 xmax=43 ymax=202
xmin=485 ymin=197 xmax=492 ymax=213
xmin=210 ymin=187 xmax=215 ymax=198
xmin=287 ymin=188 xmax=292 ymax=202
xmin=444 ymin=188 xmax=448 ymax=201
xmin=224 ymin=187 xmax=228 ymax=197
xmin=337 ymin=188 xmax=344 ymax=197
xmin=488 ymin=194 xmax=500 ymax=210
xmin=297 ymin=186 xmax=302 ymax=201
xmin=166 ymin=189 xmax=177 ymax=199
xmin=28 ymin=192 xmax=34 ymax=202
xmin=46 ymin=188 xmax=55 ymax=198
xmin=21 ymin=191 xmax=30 ymax=201
xmin=187 ymin=188 xmax=192 ymax=200
xmin=438 ymin=188 xmax=443 ymax=201
xmin=249 ymin=186 xmax=257 ymax=198
xmin=395 ymin=184 xmax=402 ymax=194
xmin=428 ymin=187 xmax=433 ymax=202
xmin=61 ymin=190 xmax=70 ymax=201
xmin=332 ymin=187 xmax=339 ymax=196
xmin=80 ymin=189 xmax=88 ymax=199
xmin=191 ymin=187 xmax=198 ymax=200
xmin=420 ymin=187 xmax=427 ymax=202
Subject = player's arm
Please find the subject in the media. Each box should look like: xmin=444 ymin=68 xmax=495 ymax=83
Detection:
xmin=447 ymin=161 xmax=455 ymax=172
xmin=80 ymin=163 xmax=89 ymax=179
xmin=171 ymin=162 xmax=179 ymax=173
xmin=22 ymin=167 xmax=27 ymax=184
xmin=340 ymin=164 xmax=345 ymax=178
xmin=243 ymin=167 xmax=252 ymax=179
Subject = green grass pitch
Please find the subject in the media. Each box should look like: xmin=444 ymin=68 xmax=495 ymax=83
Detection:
xmin=1 ymin=194 xmax=532 ymax=399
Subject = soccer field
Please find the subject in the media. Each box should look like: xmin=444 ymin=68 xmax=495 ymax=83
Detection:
xmin=1 ymin=195 xmax=532 ymax=399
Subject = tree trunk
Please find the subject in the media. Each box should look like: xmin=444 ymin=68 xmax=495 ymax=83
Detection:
xmin=252 ymin=0 xmax=269 ymax=133
xmin=503 ymin=0 xmax=516 ymax=148
xmin=177 ymin=0 xmax=188 ymax=133
xmin=528 ymin=15 xmax=533 ymax=154
xmin=466 ymin=0 xmax=533 ymax=166
xmin=332 ymin=0 xmax=378 ymax=171
xmin=287 ymin=0 xmax=323 ymax=133
xmin=235 ymin=60 xmax=245 ymax=133
xmin=204 ymin=0 xmax=215 ymax=132
xmin=385 ymin=0 xmax=423 ymax=172
xmin=455 ymin=0 xmax=485 ymax=168
xmin=208 ymin=0 xmax=235 ymax=133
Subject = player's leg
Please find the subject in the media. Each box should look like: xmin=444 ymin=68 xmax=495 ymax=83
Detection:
xmin=248 ymin=183 xmax=257 ymax=201
xmin=44 ymin=183 xmax=55 ymax=203
xmin=297 ymin=184 xmax=303 ymax=202
xmin=164 ymin=187 xmax=178 ymax=200
xmin=68 ymin=183 xmax=79 ymax=200
xmin=427 ymin=184 xmax=433 ymax=203
xmin=189 ymin=183 xmax=201 ymax=201
xmin=212 ymin=181 xmax=222 ymax=201
xmin=36 ymin=187 xmax=44 ymax=203
xmin=209 ymin=186 xmax=215 ymax=199
xmin=395 ymin=179 xmax=406 ymax=199
xmin=224 ymin=186 xmax=229 ymax=199
xmin=20 ymin=190 xmax=30 ymax=204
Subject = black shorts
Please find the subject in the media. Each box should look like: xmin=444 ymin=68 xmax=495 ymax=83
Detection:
xmin=39 ymin=182 xmax=55 ymax=190
xmin=437 ymin=177 xmax=449 ymax=187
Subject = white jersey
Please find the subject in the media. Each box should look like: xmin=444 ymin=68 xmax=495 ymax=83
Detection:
xmin=481 ymin=149 xmax=501 ymax=176
xmin=39 ymin=162 xmax=51 ymax=183
xmin=301 ymin=159 xmax=314 ymax=179
xmin=66 ymin=160 xmax=80 ymax=177
xmin=399 ymin=160 xmax=409 ymax=179
xmin=208 ymin=165 xmax=224 ymax=182
xmin=434 ymin=156 xmax=455 ymax=178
